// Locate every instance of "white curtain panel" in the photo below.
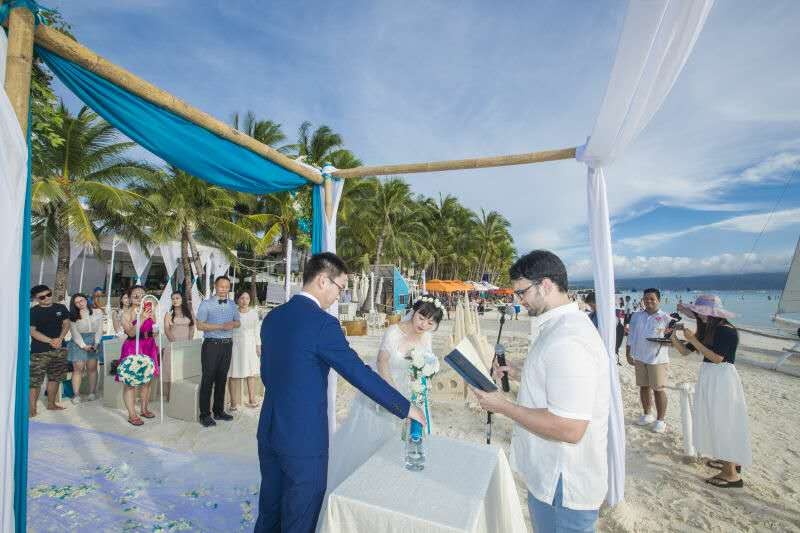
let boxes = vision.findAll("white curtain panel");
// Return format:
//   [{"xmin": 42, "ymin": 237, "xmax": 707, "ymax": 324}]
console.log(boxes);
[
  {"xmin": 124, "ymin": 240, "xmax": 153, "ymax": 284},
  {"xmin": 0, "ymin": 30, "xmax": 28, "ymax": 533},
  {"xmin": 578, "ymin": 0, "xmax": 714, "ymax": 506},
  {"xmin": 157, "ymin": 242, "xmax": 182, "ymax": 330},
  {"xmin": 320, "ymin": 167, "xmax": 344, "ymax": 439},
  {"xmin": 68, "ymin": 232, "xmax": 85, "ymax": 267}
]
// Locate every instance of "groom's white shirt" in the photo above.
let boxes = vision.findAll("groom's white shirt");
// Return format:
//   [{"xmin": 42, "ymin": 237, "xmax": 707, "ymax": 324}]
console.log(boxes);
[{"xmin": 299, "ymin": 291, "xmax": 321, "ymax": 308}]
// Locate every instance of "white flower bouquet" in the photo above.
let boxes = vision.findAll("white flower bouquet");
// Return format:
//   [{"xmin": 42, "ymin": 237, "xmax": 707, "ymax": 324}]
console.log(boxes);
[
  {"xmin": 404, "ymin": 347, "xmax": 440, "ymax": 437},
  {"xmin": 117, "ymin": 354, "xmax": 155, "ymax": 386}
]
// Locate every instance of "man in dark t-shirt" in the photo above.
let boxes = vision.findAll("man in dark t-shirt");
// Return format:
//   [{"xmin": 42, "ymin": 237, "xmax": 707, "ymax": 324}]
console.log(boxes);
[{"xmin": 29, "ymin": 284, "xmax": 71, "ymax": 417}]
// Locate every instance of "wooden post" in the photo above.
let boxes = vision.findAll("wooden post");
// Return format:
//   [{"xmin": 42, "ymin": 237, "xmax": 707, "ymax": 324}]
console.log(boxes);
[
  {"xmin": 331, "ymin": 147, "xmax": 577, "ymax": 179},
  {"xmin": 4, "ymin": 5, "xmax": 35, "ymax": 132},
  {"xmin": 323, "ymin": 178, "xmax": 334, "ymax": 223},
  {"xmin": 32, "ymin": 24, "xmax": 322, "ymax": 184}
]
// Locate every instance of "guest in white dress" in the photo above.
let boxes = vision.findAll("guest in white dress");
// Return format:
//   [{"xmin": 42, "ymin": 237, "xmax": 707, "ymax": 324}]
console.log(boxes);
[
  {"xmin": 67, "ymin": 293, "xmax": 104, "ymax": 403},
  {"xmin": 228, "ymin": 291, "xmax": 262, "ymax": 410},
  {"xmin": 112, "ymin": 292, "xmax": 132, "ymax": 337},
  {"xmin": 163, "ymin": 291, "xmax": 195, "ymax": 401},
  {"xmin": 326, "ymin": 296, "xmax": 444, "ymax": 491}
]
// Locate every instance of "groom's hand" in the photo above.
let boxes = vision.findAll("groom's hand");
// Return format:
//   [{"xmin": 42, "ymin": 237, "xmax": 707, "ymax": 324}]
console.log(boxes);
[{"xmin": 407, "ymin": 405, "xmax": 427, "ymax": 429}]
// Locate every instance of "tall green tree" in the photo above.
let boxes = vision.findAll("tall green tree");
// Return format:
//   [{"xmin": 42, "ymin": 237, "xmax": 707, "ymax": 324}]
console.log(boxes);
[
  {"xmin": 133, "ymin": 166, "xmax": 255, "ymax": 309},
  {"xmin": 32, "ymin": 103, "xmax": 155, "ymax": 300}
]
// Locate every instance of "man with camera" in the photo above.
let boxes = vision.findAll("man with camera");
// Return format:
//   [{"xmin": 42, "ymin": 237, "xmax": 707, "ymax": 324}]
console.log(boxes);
[
  {"xmin": 471, "ymin": 250, "xmax": 609, "ymax": 532},
  {"xmin": 626, "ymin": 288, "xmax": 671, "ymax": 433}
]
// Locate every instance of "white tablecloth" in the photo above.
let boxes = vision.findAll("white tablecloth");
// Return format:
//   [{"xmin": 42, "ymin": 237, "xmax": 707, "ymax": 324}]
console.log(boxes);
[{"xmin": 319, "ymin": 436, "xmax": 527, "ymax": 533}]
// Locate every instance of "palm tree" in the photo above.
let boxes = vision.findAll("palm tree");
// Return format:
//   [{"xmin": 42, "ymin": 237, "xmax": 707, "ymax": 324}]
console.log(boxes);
[
  {"xmin": 230, "ymin": 112, "xmax": 295, "ymax": 300},
  {"xmin": 232, "ymin": 111, "xmax": 290, "ymax": 153},
  {"xmin": 32, "ymin": 103, "xmax": 156, "ymax": 300},
  {"xmin": 473, "ymin": 209, "xmax": 512, "ymax": 281},
  {"xmin": 134, "ymin": 166, "xmax": 256, "ymax": 309}
]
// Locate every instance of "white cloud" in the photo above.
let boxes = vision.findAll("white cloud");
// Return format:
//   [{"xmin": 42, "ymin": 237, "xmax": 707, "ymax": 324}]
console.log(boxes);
[
  {"xmin": 618, "ymin": 207, "xmax": 800, "ymax": 250},
  {"xmin": 569, "ymin": 252, "xmax": 791, "ymax": 280}
]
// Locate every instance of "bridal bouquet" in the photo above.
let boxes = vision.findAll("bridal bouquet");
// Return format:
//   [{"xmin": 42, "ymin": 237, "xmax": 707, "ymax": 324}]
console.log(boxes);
[
  {"xmin": 117, "ymin": 354, "xmax": 155, "ymax": 386},
  {"xmin": 406, "ymin": 348, "xmax": 440, "ymax": 436}
]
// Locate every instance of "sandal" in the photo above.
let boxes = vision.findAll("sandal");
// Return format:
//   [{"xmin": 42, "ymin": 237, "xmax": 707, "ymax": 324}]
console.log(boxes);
[
  {"xmin": 140, "ymin": 410, "xmax": 155, "ymax": 419},
  {"xmin": 705, "ymin": 476, "xmax": 743, "ymax": 488},
  {"xmin": 128, "ymin": 417, "xmax": 144, "ymax": 426},
  {"xmin": 706, "ymin": 460, "xmax": 742, "ymax": 473}
]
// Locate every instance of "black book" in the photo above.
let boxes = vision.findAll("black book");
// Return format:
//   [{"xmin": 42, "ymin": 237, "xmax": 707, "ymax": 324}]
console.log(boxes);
[{"xmin": 444, "ymin": 338, "xmax": 498, "ymax": 392}]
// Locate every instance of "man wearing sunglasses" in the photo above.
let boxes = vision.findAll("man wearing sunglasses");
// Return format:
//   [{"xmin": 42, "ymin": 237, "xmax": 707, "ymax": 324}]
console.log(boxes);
[{"xmin": 29, "ymin": 284, "xmax": 71, "ymax": 417}]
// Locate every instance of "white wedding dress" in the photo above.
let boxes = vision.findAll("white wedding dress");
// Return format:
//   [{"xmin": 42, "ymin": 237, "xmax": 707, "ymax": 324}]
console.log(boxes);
[{"xmin": 326, "ymin": 322, "xmax": 433, "ymax": 491}]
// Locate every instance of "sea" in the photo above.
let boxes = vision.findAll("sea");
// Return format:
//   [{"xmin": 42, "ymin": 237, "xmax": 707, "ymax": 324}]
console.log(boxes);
[{"xmin": 617, "ymin": 289, "xmax": 786, "ymax": 330}]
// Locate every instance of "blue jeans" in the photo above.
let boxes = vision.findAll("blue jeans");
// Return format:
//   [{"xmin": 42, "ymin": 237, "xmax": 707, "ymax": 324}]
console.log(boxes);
[{"xmin": 527, "ymin": 476, "xmax": 599, "ymax": 532}]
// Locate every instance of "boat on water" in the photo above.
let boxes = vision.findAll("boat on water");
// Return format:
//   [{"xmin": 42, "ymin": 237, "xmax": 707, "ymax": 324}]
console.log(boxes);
[{"xmin": 774, "ymin": 236, "xmax": 800, "ymax": 334}]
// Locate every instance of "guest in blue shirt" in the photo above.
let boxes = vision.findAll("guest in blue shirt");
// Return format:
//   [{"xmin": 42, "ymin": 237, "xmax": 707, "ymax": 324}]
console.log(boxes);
[{"xmin": 196, "ymin": 276, "xmax": 240, "ymax": 427}]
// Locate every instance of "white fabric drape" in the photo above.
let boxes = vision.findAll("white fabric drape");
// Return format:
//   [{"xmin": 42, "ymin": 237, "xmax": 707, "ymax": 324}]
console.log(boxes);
[
  {"xmin": 320, "ymin": 168, "xmax": 344, "ymax": 439},
  {"xmin": 0, "ymin": 30, "xmax": 28, "ymax": 533},
  {"xmin": 157, "ymin": 242, "xmax": 181, "ymax": 330},
  {"xmin": 577, "ymin": 0, "xmax": 714, "ymax": 506},
  {"xmin": 124, "ymin": 240, "xmax": 153, "ymax": 284}
]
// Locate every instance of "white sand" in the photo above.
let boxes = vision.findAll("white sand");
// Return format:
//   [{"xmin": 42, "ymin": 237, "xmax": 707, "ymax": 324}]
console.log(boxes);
[{"xmin": 34, "ymin": 311, "xmax": 800, "ymax": 531}]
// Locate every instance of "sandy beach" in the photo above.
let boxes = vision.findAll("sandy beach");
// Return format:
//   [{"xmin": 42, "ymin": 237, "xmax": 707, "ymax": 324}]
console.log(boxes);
[{"xmin": 33, "ymin": 310, "xmax": 800, "ymax": 532}]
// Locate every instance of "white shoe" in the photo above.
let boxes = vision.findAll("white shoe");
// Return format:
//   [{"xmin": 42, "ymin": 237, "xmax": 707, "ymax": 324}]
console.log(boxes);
[
  {"xmin": 635, "ymin": 413, "xmax": 655, "ymax": 426},
  {"xmin": 87, "ymin": 393, "xmax": 97, "ymax": 401},
  {"xmin": 652, "ymin": 420, "xmax": 667, "ymax": 433},
  {"xmin": 71, "ymin": 396, "xmax": 82, "ymax": 405}
]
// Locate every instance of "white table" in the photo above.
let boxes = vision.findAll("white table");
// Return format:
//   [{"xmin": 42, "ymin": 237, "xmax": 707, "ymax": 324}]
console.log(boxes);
[{"xmin": 319, "ymin": 436, "xmax": 527, "ymax": 533}]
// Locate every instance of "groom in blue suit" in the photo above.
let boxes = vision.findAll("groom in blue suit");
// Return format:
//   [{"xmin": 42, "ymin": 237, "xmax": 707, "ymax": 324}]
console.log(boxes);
[{"xmin": 256, "ymin": 253, "xmax": 426, "ymax": 532}]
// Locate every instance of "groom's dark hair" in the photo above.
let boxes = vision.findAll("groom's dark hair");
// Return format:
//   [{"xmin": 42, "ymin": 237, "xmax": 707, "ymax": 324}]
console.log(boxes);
[{"xmin": 303, "ymin": 252, "xmax": 349, "ymax": 285}]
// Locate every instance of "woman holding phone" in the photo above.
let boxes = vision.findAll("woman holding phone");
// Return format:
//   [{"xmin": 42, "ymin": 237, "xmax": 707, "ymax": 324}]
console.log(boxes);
[{"xmin": 118, "ymin": 285, "xmax": 160, "ymax": 426}]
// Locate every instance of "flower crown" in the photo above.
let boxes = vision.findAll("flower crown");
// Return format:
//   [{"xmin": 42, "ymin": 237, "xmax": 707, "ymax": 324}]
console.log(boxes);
[{"xmin": 418, "ymin": 295, "xmax": 445, "ymax": 311}]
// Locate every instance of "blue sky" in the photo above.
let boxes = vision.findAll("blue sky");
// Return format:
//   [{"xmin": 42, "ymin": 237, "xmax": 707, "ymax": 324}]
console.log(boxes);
[{"xmin": 48, "ymin": 0, "xmax": 800, "ymax": 279}]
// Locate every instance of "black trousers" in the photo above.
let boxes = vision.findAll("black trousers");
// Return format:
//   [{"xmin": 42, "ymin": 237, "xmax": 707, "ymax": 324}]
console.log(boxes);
[{"xmin": 200, "ymin": 339, "xmax": 233, "ymax": 417}]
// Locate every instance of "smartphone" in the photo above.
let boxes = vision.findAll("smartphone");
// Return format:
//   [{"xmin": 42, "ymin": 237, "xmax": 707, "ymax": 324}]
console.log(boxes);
[{"xmin": 143, "ymin": 301, "xmax": 153, "ymax": 313}]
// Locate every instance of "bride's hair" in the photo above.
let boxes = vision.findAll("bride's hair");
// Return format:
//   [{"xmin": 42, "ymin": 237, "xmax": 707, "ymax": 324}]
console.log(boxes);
[{"xmin": 411, "ymin": 295, "xmax": 444, "ymax": 328}]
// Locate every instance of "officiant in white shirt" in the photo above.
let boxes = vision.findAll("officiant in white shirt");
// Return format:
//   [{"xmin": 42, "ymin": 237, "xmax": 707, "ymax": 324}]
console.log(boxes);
[{"xmin": 472, "ymin": 250, "xmax": 610, "ymax": 532}]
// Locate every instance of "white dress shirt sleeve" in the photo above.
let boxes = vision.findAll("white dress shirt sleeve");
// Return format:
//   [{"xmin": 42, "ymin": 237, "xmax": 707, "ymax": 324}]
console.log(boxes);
[{"xmin": 544, "ymin": 340, "xmax": 598, "ymax": 421}]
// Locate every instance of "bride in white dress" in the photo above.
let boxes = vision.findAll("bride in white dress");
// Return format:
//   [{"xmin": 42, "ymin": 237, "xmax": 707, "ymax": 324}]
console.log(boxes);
[{"xmin": 326, "ymin": 296, "xmax": 445, "ymax": 491}]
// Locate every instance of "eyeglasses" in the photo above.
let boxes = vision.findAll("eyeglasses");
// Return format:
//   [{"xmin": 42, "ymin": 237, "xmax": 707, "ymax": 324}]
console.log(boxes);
[
  {"xmin": 328, "ymin": 277, "xmax": 346, "ymax": 294},
  {"xmin": 513, "ymin": 281, "xmax": 539, "ymax": 298},
  {"xmin": 37, "ymin": 292, "xmax": 53, "ymax": 300}
]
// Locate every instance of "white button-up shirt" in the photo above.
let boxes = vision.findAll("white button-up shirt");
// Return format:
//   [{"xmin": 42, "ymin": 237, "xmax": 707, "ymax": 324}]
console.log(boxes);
[
  {"xmin": 627, "ymin": 309, "xmax": 671, "ymax": 364},
  {"xmin": 510, "ymin": 302, "xmax": 610, "ymax": 511}
]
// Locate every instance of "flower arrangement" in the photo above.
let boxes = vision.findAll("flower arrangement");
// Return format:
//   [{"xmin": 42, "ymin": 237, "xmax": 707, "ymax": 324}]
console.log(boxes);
[
  {"xmin": 405, "ymin": 347, "xmax": 440, "ymax": 436},
  {"xmin": 116, "ymin": 354, "xmax": 155, "ymax": 386}
]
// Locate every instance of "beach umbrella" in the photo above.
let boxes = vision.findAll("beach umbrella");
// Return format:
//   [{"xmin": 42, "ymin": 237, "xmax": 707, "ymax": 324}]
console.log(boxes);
[
  {"xmin": 351, "ymin": 275, "xmax": 360, "ymax": 304},
  {"xmin": 369, "ymin": 272, "xmax": 376, "ymax": 312},
  {"xmin": 453, "ymin": 302, "xmax": 466, "ymax": 345},
  {"xmin": 376, "ymin": 276, "xmax": 385, "ymax": 310},
  {"xmin": 359, "ymin": 271, "xmax": 370, "ymax": 304}
]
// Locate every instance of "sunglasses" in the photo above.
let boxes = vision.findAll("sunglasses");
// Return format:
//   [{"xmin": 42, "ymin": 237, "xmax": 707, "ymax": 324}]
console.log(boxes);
[{"xmin": 37, "ymin": 292, "xmax": 53, "ymax": 300}]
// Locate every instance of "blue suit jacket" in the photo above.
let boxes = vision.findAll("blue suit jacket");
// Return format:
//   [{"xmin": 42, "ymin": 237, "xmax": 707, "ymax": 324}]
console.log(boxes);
[{"xmin": 258, "ymin": 295, "xmax": 410, "ymax": 456}]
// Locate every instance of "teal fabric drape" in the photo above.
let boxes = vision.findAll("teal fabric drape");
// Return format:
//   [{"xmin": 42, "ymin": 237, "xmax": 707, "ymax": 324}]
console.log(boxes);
[
  {"xmin": 311, "ymin": 183, "xmax": 324, "ymax": 254},
  {"xmin": 14, "ymin": 109, "xmax": 32, "ymax": 533},
  {"xmin": 37, "ymin": 47, "xmax": 309, "ymax": 195}
]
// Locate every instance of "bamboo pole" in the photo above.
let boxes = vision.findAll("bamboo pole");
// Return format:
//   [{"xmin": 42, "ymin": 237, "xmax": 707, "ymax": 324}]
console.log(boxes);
[
  {"xmin": 3, "ymin": 5, "xmax": 35, "ymax": 132},
  {"xmin": 331, "ymin": 147, "xmax": 578, "ymax": 179},
  {"xmin": 32, "ymin": 24, "xmax": 323, "ymax": 184}
]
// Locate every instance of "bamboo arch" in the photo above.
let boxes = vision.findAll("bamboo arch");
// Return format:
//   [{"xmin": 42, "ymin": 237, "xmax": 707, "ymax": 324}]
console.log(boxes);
[{"xmin": 5, "ymin": 17, "xmax": 577, "ymax": 190}]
